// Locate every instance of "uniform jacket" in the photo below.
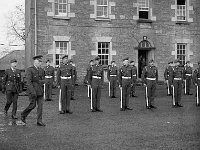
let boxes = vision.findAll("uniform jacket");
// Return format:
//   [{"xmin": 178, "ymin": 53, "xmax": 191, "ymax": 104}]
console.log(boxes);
[
  {"xmin": 2, "ymin": 68, "xmax": 22, "ymax": 93},
  {"xmin": 118, "ymin": 64, "xmax": 133, "ymax": 86},
  {"xmin": 56, "ymin": 62, "xmax": 74, "ymax": 86},
  {"xmin": 193, "ymin": 66, "xmax": 200, "ymax": 85},
  {"xmin": 164, "ymin": 66, "xmax": 173, "ymax": 80},
  {"xmin": 44, "ymin": 65, "xmax": 55, "ymax": 81},
  {"xmin": 183, "ymin": 66, "xmax": 192, "ymax": 80},
  {"xmin": 130, "ymin": 65, "xmax": 137, "ymax": 79},
  {"xmin": 107, "ymin": 65, "xmax": 118, "ymax": 81},
  {"xmin": 72, "ymin": 65, "xmax": 77, "ymax": 85},
  {"xmin": 171, "ymin": 65, "xmax": 184, "ymax": 84},
  {"xmin": 88, "ymin": 64, "xmax": 104, "ymax": 85},
  {"xmin": 26, "ymin": 66, "xmax": 45, "ymax": 96},
  {"xmin": 141, "ymin": 65, "xmax": 158, "ymax": 84}
]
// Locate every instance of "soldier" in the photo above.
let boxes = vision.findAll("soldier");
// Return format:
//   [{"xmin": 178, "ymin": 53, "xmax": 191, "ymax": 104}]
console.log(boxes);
[
  {"xmin": 183, "ymin": 61, "xmax": 193, "ymax": 95},
  {"xmin": 118, "ymin": 57, "xmax": 133, "ymax": 111},
  {"xmin": 129, "ymin": 60, "xmax": 137, "ymax": 97},
  {"xmin": 85, "ymin": 60, "xmax": 94, "ymax": 99},
  {"xmin": 141, "ymin": 59, "xmax": 158, "ymax": 109},
  {"xmin": 170, "ymin": 59, "xmax": 184, "ymax": 107},
  {"xmin": 193, "ymin": 61, "xmax": 200, "ymax": 106},
  {"xmin": 56, "ymin": 55, "xmax": 74, "ymax": 114},
  {"xmin": 21, "ymin": 55, "xmax": 46, "ymax": 126},
  {"xmin": 88, "ymin": 56, "xmax": 104, "ymax": 112},
  {"xmin": 164, "ymin": 61, "xmax": 174, "ymax": 96},
  {"xmin": 43, "ymin": 59, "xmax": 55, "ymax": 101},
  {"xmin": 107, "ymin": 60, "xmax": 118, "ymax": 98},
  {"xmin": 2, "ymin": 59, "xmax": 22, "ymax": 119},
  {"xmin": 69, "ymin": 59, "xmax": 77, "ymax": 100}
]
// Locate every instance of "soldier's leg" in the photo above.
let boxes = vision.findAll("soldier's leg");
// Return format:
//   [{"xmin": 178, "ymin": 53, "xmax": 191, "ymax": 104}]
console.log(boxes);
[
  {"xmin": 122, "ymin": 80, "xmax": 126, "ymax": 109},
  {"xmin": 151, "ymin": 81, "xmax": 157, "ymax": 106},
  {"xmin": 177, "ymin": 80, "xmax": 182, "ymax": 104},
  {"xmin": 186, "ymin": 77, "xmax": 191, "ymax": 94},
  {"xmin": 173, "ymin": 80, "xmax": 178, "ymax": 105},
  {"xmin": 147, "ymin": 80, "xmax": 151, "ymax": 104},
  {"xmin": 4, "ymin": 91, "xmax": 13, "ymax": 112},
  {"xmin": 71, "ymin": 83, "xmax": 75, "ymax": 99},
  {"xmin": 132, "ymin": 79, "xmax": 136, "ymax": 96},
  {"xmin": 45, "ymin": 82, "xmax": 48, "ymax": 100},
  {"xmin": 66, "ymin": 83, "xmax": 71, "ymax": 111},
  {"xmin": 36, "ymin": 96, "xmax": 43, "ymax": 122},
  {"xmin": 61, "ymin": 83, "xmax": 66, "ymax": 112},
  {"xmin": 21, "ymin": 95, "xmax": 37, "ymax": 118},
  {"xmin": 110, "ymin": 77, "xmax": 114, "ymax": 97},
  {"xmin": 12, "ymin": 93, "xmax": 18, "ymax": 116},
  {"xmin": 92, "ymin": 80, "xmax": 97, "ymax": 110},
  {"xmin": 130, "ymin": 85, "xmax": 133, "ymax": 97},
  {"xmin": 113, "ymin": 77, "xmax": 117, "ymax": 97},
  {"xmin": 96, "ymin": 84, "xmax": 102, "ymax": 109},
  {"xmin": 125, "ymin": 82, "xmax": 131, "ymax": 107},
  {"xmin": 49, "ymin": 82, "xmax": 53, "ymax": 100}
]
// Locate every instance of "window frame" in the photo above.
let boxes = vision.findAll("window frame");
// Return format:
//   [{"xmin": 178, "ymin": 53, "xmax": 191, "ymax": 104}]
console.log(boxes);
[
  {"xmin": 138, "ymin": 0, "xmax": 149, "ymax": 19},
  {"xmin": 97, "ymin": 42, "xmax": 110, "ymax": 66},
  {"xmin": 96, "ymin": 0, "xmax": 109, "ymax": 18},
  {"xmin": 55, "ymin": 41, "xmax": 68, "ymax": 66},
  {"xmin": 177, "ymin": 43, "xmax": 187, "ymax": 65},
  {"xmin": 177, "ymin": 0, "xmax": 186, "ymax": 21},
  {"xmin": 54, "ymin": 0, "xmax": 68, "ymax": 17}
]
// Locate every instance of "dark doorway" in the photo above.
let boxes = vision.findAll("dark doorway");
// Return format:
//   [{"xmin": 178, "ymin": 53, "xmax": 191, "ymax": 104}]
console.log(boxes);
[{"xmin": 138, "ymin": 50, "xmax": 148, "ymax": 78}]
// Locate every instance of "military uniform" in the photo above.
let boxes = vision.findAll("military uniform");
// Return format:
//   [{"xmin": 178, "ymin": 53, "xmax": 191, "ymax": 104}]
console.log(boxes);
[
  {"xmin": 118, "ymin": 58, "xmax": 133, "ymax": 111},
  {"xmin": 85, "ymin": 63, "xmax": 93, "ymax": 98},
  {"xmin": 71, "ymin": 64, "xmax": 77, "ymax": 100},
  {"xmin": 44, "ymin": 64, "xmax": 55, "ymax": 101},
  {"xmin": 170, "ymin": 60, "xmax": 184, "ymax": 107},
  {"xmin": 2, "ymin": 59, "xmax": 22, "ymax": 119},
  {"xmin": 130, "ymin": 63, "xmax": 137, "ymax": 97},
  {"xmin": 164, "ymin": 62, "xmax": 174, "ymax": 96},
  {"xmin": 183, "ymin": 62, "xmax": 193, "ymax": 95},
  {"xmin": 107, "ymin": 63, "xmax": 118, "ymax": 98},
  {"xmin": 193, "ymin": 62, "xmax": 200, "ymax": 106},
  {"xmin": 21, "ymin": 55, "xmax": 46, "ymax": 126},
  {"xmin": 141, "ymin": 61, "xmax": 158, "ymax": 109},
  {"xmin": 88, "ymin": 57, "xmax": 104, "ymax": 112},
  {"xmin": 56, "ymin": 55, "xmax": 74, "ymax": 114}
]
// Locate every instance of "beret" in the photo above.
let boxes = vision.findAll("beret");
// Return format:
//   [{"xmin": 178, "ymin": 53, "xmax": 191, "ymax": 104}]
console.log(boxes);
[
  {"xmin": 33, "ymin": 55, "xmax": 43, "ymax": 60},
  {"xmin": 10, "ymin": 59, "xmax": 17, "ymax": 63},
  {"xmin": 123, "ymin": 57, "xmax": 129, "ymax": 61},
  {"xmin": 62, "ymin": 55, "xmax": 68, "ymax": 59},
  {"xmin": 94, "ymin": 56, "xmax": 100, "ymax": 60}
]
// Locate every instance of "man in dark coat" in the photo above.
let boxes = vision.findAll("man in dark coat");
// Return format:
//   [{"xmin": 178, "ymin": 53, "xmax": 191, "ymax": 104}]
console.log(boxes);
[
  {"xmin": 21, "ymin": 55, "xmax": 46, "ymax": 126},
  {"xmin": 69, "ymin": 59, "xmax": 77, "ymax": 100},
  {"xmin": 2, "ymin": 59, "xmax": 22, "ymax": 119}
]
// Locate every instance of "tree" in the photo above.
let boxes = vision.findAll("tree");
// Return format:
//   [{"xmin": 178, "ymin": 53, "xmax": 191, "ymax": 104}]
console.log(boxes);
[{"xmin": 6, "ymin": 4, "xmax": 25, "ymax": 45}]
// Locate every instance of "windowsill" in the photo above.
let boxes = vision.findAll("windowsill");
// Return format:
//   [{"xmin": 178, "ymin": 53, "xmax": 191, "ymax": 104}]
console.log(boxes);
[
  {"xmin": 95, "ymin": 18, "xmax": 111, "ymax": 21},
  {"xmin": 53, "ymin": 16, "xmax": 70, "ymax": 20},
  {"xmin": 137, "ymin": 19, "xmax": 153, "ymax": 23},
  {"xmin": 176, "ymin": 21, "xmax": 189, "ymax": 25}
]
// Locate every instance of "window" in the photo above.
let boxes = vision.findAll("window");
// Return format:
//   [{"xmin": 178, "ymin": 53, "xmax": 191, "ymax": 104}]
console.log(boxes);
[
  {"xmin": 98, "ymin": 42, "xmax": 109, "ymax": 65},
  {"xmin": 177, "ymin": 0, "xmax": 186, "ymax": 21},
  {"xmin": 177, "ymin": 43, "xmax": 186, "ymax": 65},
  {"xmin": 96, "ymin": 0, "xmax": 108, "ymax": 18},
  {"xmin": 139, "ymin": 0, "xmax": 149, "ymax": 19},
  {"xmin": 55, "ymin": 0, "xmax": 68, "ymax": 16},
  {"xmin": 55, "ymin": 41, "xmax": 68, "ymax": 66}
]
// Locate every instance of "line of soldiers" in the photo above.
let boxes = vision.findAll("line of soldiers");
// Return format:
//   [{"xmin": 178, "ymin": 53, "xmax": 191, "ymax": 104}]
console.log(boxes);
[
  {"xmin": 2, "ymin": 55, "xmax": 199, "ymax": 127},
  {"xmin": 164, "ymin": 59, "xmax": 200, "ymax": 107}
]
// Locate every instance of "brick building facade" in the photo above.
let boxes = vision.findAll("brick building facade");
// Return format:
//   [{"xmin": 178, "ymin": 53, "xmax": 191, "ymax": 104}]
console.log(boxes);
[{"xmin": 25, "ymin": 0, "xmax": 200, "ymax": 83}]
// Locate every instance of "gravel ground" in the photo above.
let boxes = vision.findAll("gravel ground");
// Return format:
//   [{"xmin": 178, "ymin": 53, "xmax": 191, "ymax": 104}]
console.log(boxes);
[{"xmin": 0, "ymin": 84, "xmax": 199, "ymax": 150}]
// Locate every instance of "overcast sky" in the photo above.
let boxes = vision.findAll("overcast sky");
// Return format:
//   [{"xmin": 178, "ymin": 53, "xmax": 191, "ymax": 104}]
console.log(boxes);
[{"xmin": 0, "ymin": 0, "xmax": 24, "ymax": 50}]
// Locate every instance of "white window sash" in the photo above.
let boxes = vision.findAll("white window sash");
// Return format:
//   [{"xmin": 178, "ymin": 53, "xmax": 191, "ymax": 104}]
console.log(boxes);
[
  {"xmin": 177, "ymin": 43, "xmax": 186, "ymax": 64},
  {"xmin": 96, "ymin": 0, "xmax": 109, "ymax": 18},
  {"xmin": 55, "ymin": 0, "xmax": 68, "ymax": 16},
  {"xmin": 139, "ymin": 0, "xmax": 149, "ymax": 11},
  {"xmin": 177, "ymin": 5, "xmax": 186, "ymax": 21}
]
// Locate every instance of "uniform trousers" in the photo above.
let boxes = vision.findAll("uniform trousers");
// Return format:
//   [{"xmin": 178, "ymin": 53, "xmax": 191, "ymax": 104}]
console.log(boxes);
[
  {"xmin": 185, "ymin": 76, "xmax": 192, "ymax": 94},
  {"xmin": 91, "ymin": 78, "xmax": 102, "ymax": 110},
  {"xmin": 146, "ymin": 79, "xmax": 156, "ymax": 105},
  {"xmin": 109, "ymin": 76, "xmax": 117, "ymax": 97},
  {"xmin": 122, "ymin": 79, "xmax": 131, "ymax": 108},
  {"xmin": 44, "ymin": 78, "xmax": 53, "ymax": 100},
  {"xmin": 173, "ymin": 80, "xmax": 182, "ymax": 104},
  {"xmin": 5, "ymin": 91, "xmax": 18, "ymax": 116}
]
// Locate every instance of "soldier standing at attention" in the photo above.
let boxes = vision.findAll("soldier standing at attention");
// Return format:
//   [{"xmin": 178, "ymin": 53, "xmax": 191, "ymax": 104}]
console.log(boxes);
[
  {"xmin": 193, "ymin": 61, "xmax": 200, "ymax": 106},
  {"xmin": 56, "ymin": 55, "xmax": 74, "ymax": 114},
  {"xmin": 170, "ymin": 59, "xmax": 184, "ymax": 107},
  {"xmin": 129, "ymin": 60, "xmax": 137, "ymax": 97},
  {"xmin": 21, "ymin": 55, "xmax": 46, "ymax": 126},
  {"xmin": 44, "ymin": 59, "xmax": 55, "ymax": 101},
  {"xmin": 107, "ymin": 60, "xmax": 118, "ymax": 98},
  {"xmin": 118, "ymin": 57, "xmax": 133, "ymax": 111},
  {"xmin": 85, "ymin": 60, "xmax": 94, "ymax": 99},
  {"xmin": 141, "ymin": 59, "xmax": 158, "ymax": 109},
  {"xmin": 69, "ymin": 59, "xmax": 77, "ymax": 100},
  {"xmin": 2, "ymin": 59, "xmax": 22, "ymax": 119},
  {"xmin": 183, "ymin": 61, "xmax": 193, "ymax": 95},
  {"xmin": 164, "ymin": 61, "xmax": 174, "ymax": 96},
  {"xmin": 88, "ymin": 56, "xmax": 104, "ymax": 112}
]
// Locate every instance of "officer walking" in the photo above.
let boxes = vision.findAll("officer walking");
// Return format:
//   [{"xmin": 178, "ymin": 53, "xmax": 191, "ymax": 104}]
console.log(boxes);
[
  {"xmin": 107, "ymin": 60, "xmax": 118, "ymax": 98},
  {"xmin": 141, "ymin": 59, "xmax": 158, "ymax": 109},
  {"xmin": 21, "ymin": 55, "xmax": 46, "ymax": 126},
  {"xmin": 2, "ymin": 59, "xmax": 22, "ymax": 119},
  {"xmin": 56, "ymin": 55, "xmax": 74, "ymax": 114},
  {"xmin": 170, "ymin": 59, "xmax": 184, "ymax": 107},
  {"xmin": 88, "ymin": 56, "xmax": 104, "ymax": 112},
  {"xmin": 129, "ymin": 60, "xmax": 137, "ymax": 97},
  {"xmin": 118, "ymin": 57, "xmax": 133, "ymax": 111},
  {"xmin": 183, "ymin": 61, "xmax": 193, "ymax": 95},
  {"xmin": 164, "ymin": 61, "xmax": 174, "ymax": 96},
  {"xmin": 44, "ymin": 59, "xmax": 55, "ymax": 101},
  {"xmin": 69, "ymin": 59, "xmax": 77, "ymax": 100}
]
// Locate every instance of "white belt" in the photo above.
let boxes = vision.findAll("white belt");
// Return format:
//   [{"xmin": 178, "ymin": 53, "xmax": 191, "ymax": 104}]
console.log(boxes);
[
  {"xmin": 61, "ymin": 76, "xmax": 71, "ymax": 79},
  {"xmin": 92, "ymin": 76, "xmax": 101, "ymax": 79},
  {"xmin": 45, "ymin": 76, "xmax": 53, "ymax": 78},
  {"xmin": 122, "ymin": 76, "xmax": 131, "ymax": 79},
  {"xmin": 146, "ymin": 78, "xmax": 156, "ymax": 80},
  {"xmin": 185, "ymin": 74, "xmax": 192, "ymax": 76},
  {"xmin": 132, "ymin": 74, "xmax": 137, "ymax": 77},
  {"xmin": 110, "ymin": 75, "xmax": 117, "ymax": 77},
  {"xmin": 198, "ymin": 78, "xmax": 200, "ymax": 80},
  {"xmin": 174, "ymin": 78, "xmax": 182, "ymax": 80}
]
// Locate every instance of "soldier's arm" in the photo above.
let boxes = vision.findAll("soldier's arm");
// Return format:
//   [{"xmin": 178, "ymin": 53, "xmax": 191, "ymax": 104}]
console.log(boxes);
[
  {"xmin": 101, "ymin": 67, "xmax": 104, "ymax": 83},
  {"xmin": 141, "ymin": 67, "xmax": 147, "ymax": 84},
  {"xmin": 107, "ymin": 66, "xmax": 110, "ymax": 81},
  {"xmin": 88, "ymin": 67, "xmax": 92, "ymax": 85},
  {"xmin": 164, "ymin": 68, "xmax": 167, "ymax": 80},
  {"xmin": 74, "ymin": 68, "xmax": 77, "ymax": 81},
  {"xmin": 156, "ymin": 68, "xmax": 158, "ymax": 82},
  {"xmin": 26, "ymin": 68, "xmax": 36, "ymax": 95},
  {"xmin": 52, "ymin": 67, "xmax": 55, "ymax": 82},
  {"xmin": 118, "ymin": 68, "xmax": 122, "ymax": 87},
  {"xmin": 18, "ymin": 70, "xmax": 23, "ymax": 93},
  {"xmin": 56, "ymin": 67, "xmax": 61, "ymax": 87},
  {"xmin": 193, "ymin": 70, "xmax": 197, "ymax": 85},
  {"xmin": 2, "ymin": 70, "xmax": 8, "ymax": 92},
  {"xmin": 136, "ymin": 67, "xmax": 138, "ymax": 79}
]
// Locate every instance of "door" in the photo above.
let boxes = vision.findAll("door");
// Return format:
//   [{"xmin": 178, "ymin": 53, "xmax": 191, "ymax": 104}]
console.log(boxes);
[{"xmin": 138, "ymin": 50, "xmax": 148, "ymax": 78}]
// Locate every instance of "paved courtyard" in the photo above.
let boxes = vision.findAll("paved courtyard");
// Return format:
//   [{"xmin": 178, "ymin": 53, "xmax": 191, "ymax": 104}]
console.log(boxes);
[{"xmin": 0, "ymin": 84, "xmax": 200, "ymax": 150}]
